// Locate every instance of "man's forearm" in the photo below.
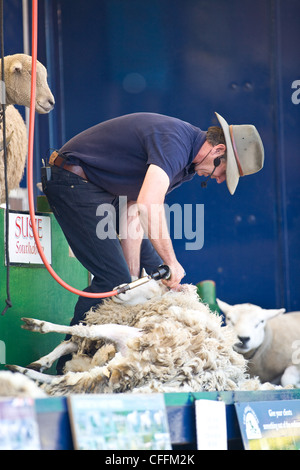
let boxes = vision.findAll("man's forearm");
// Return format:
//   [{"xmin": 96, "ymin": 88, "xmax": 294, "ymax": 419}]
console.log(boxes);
[
  {"xmin": 137, "ymin": 202, "xmax": 176, "ymax": 265},
  {"xmin": 135, "ymin": 164, "xmax": 185, "ymax": 288},
  {"xmin": 121, "ymin": 236, "xmax": 142, "ymax": 278},
  {"xmin": 119, "ymin": 200, "xmax": 143, "ymax": 278}
]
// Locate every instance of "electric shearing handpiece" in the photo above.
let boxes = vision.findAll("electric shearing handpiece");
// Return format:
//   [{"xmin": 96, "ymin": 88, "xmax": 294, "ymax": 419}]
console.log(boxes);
[
  {"xmin": 116, "ymin": 264, "xmax": 171, "ymax": 294},
  {"xmin": 150, "ymin": 264, "xmax": 171, "ymax": 281}
]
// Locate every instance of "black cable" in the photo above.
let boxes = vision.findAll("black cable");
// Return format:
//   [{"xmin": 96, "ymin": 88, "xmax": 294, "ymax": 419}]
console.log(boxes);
[{"xmin": 0, "ymin": 0, "xmax": 12, "ymax": 315}]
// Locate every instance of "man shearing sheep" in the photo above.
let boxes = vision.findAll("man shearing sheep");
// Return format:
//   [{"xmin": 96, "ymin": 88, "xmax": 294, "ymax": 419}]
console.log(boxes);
[{"xmin": 42, "ymin": 112, "xmax": 264, "ymax": 336}]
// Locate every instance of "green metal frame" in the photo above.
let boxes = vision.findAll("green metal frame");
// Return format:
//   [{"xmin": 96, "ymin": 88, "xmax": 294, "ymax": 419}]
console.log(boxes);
[{"xmin": 0, "ymin": 208, "xmax": 89, "ymax": 372}]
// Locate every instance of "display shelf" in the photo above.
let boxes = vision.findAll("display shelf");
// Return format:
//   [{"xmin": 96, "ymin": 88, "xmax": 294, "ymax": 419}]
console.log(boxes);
[{"xmin": 32, "ymin": 389, "xmax": 300, "ymax": 450}]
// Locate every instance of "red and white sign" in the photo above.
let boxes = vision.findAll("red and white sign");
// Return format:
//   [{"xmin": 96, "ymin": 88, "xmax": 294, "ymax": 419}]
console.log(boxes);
[{"xmin": 7, "ymin": 213, "xmax": 52, "ymax": 265}]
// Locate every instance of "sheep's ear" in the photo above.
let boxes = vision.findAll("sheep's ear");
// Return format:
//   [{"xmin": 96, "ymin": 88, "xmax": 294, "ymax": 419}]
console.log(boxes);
[
  {"xmin": 141, "ymin": 268, "xmax": 148, "ymax": 277},
  {"xmin": 10, "ymin": 60, "xmax": 23, "ymax": 74},
  {"xmin": 216, "ymin": 299, "xmax": 232, "ymax": 315},
  {"xmin": 262, "ymin": 308, "xmax": 286, "ymax": 320}
]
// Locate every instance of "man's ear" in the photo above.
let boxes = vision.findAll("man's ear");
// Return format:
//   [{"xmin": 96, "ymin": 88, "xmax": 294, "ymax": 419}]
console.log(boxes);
[{"xmin": 213, "ymin": 143, "xmax": 226, "ymax": 156}]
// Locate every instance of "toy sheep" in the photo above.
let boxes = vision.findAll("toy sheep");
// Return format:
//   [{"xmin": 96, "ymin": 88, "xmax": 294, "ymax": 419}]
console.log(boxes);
[
  {"xmin": 8, "ymin": 281, "xmax": 274, "ymax": 395},
  {"xmin": 217, "ymin": 299, "xmax": 300, "ymax": 386},
  {"xmin": 0, "ymin": 54, "xmax": 54, "ymax": 203}
]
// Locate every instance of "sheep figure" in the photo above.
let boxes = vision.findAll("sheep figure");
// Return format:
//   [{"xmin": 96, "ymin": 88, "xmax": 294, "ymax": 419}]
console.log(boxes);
[
  {"xmin": 217, "ymin": 299, "xmax": 300, "ymax": 386},
  {"xmin": 8, "ymin": 281, "xmax": 273, "ymax": 396},
  {"xmin": 0, "ymin": 53, "xmax": 55, "ymax": 204}
]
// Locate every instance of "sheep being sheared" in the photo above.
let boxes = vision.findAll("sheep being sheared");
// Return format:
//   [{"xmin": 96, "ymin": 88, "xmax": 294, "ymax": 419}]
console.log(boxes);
[
  {"xmin": 0, "ymin": 54, "xmax": 55, "ymax": 203},
  {"xmin": 8, "ymin": 282, "xmax": 271, "ymax": 395},
  {"xmin": 217, "ymin": 299, "xmax": 300, "ymax": 386}
]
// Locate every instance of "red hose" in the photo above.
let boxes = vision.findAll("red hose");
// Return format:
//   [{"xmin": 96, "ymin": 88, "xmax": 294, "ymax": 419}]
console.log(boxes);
[{"xmin": 27, "ymin": 0, "xmax": 118, "ymax": 299}]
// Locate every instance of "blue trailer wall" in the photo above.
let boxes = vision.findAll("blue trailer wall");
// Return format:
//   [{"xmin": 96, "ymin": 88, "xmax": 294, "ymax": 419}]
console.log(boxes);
[{"xmin": 3, "ymin": 0, "xmax": 300, "ymax": 312}]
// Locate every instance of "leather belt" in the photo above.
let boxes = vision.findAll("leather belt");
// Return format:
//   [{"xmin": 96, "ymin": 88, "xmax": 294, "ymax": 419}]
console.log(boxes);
[{"xmin": 49, "ymin": 151, "xmax": 88, "ymax": 180}]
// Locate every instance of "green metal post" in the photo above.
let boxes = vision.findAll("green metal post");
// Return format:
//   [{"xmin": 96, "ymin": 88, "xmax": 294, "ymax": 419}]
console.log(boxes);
[{"xmin": 196, "ymin": 280, "xmax": 220, "ymax": 314}]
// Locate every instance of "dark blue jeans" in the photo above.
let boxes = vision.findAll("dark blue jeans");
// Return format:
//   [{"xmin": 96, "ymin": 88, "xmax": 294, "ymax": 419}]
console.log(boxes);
[
  {"xmin": 43, "ymin": 165, "xmax": 162, "ymax": 322},
  {"xmin": 42, "ymin": 166, "xmax": 161, "ymax": 371}
]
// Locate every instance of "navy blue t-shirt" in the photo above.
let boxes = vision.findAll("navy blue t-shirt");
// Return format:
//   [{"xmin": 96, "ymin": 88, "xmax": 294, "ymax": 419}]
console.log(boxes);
[{"xmin": 60, "ymin": 113, "xmax": 206, "ymax": 200}]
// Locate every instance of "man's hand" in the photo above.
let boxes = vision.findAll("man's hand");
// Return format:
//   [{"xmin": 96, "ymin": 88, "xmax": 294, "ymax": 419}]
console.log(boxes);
[{"xmin": 162, "ymin": 260, "xmax": 186, "ymax": 290}]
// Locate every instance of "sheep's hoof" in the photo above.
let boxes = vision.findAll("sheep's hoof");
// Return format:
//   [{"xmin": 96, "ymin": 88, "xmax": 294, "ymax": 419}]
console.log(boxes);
[
  {"xmin": 5, "ymin": 364, "xmax": 25, "ymax": 374},
  {"xmin": 21, "ymin": 317, "xmax": 44, "ymax": 332},
  {"xmin": 26, "ymin": 362, "xmax": 43, "ymax": 372}
]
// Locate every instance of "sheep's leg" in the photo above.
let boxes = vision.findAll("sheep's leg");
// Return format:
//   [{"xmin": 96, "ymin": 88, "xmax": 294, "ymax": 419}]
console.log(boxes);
[
  {"xmin": 6, "ymin": 365, "xmax": 57, "ymax": 384},
  {"xmin": 8, "ymin": 362, "xmax": 120, "ymax": 393},
  {"xmin": 21, "ymin": 317, "xmax": 77, "ymax": 335},
  {"xmin": 21, "ymin": 318, "xmax": 142, "ymax": 355},
  {"xmin": 43, "ymin": 357, "xmax": 136, "ymax": 395},
  {"xmin": 8, "ymin": 357, "xmax": 138, "ymax": 395},
  {"xmin": 26, "ymin": 341, "xmax": 78, "ymax": 372},
  {"xmin": 7, "ymin": 363, "xmax": 108, "ymax": 392}
]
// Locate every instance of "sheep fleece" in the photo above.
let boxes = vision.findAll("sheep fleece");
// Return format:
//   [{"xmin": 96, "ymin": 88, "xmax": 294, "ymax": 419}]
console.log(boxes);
[
  {"xmin": 47, "ymin": 286, "xmax": 250, "ymax": 395},
  {"xmin": 0, "ymin": 105, "xmax": 27, "ymax": 203}
]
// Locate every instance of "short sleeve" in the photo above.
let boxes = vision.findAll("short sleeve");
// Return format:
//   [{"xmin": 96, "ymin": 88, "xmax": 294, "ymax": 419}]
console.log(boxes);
[{"xmin": 144, "ymin": 132, "xmax": 190, "ymax": 182}]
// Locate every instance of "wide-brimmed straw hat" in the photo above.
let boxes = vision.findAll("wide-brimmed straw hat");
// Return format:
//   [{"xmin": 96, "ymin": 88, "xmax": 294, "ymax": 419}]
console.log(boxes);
[{"xmin": 215, "ymin": 112, "xmax": 264, "ymax": 195}]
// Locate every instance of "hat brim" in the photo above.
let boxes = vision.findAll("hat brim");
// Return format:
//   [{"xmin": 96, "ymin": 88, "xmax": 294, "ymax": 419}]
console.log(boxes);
[{"xmin": 215, "ymin": 112, "xmax": 240, "ymax": 195}]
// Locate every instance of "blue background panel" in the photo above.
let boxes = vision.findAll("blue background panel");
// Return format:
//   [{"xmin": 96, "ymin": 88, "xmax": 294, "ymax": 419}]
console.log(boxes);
[{"xmin": 3, "ymin": 0, "xmax": 300, "ymax": 312}]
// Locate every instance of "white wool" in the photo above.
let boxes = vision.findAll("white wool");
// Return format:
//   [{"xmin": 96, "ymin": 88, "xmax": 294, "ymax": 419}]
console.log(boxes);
[
  {"xmin": 0, "ymin": 105, "xmax": 27, "ymax": 203},
  {"xmin": 11, "ymin": 284, "xmax": 282, "ymax": 395},
  {"xmin": 0, "ymin": 371, "xmax": 46, "ymax": 398}
]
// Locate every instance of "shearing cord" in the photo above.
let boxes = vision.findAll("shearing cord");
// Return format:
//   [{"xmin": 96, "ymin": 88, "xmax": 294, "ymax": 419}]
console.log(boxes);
[{"xmin": 27, "ymin": 0, "xmax": 118, "ymax": 299}]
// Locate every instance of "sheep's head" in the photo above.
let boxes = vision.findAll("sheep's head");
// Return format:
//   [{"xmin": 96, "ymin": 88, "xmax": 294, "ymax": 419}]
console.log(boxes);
[
  {"xmin": 217, "ymin": 299, "xmax": 285, "ymax": 354},
  {"xmin": 3, "ymin": 54, "xmax": 55, "ymax": 113}
]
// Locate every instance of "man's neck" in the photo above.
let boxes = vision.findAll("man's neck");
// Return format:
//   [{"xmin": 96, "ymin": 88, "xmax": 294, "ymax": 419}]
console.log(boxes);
[{"xmin": 193, "ymin": 141, "xmax": 213, "ymax": 169}]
